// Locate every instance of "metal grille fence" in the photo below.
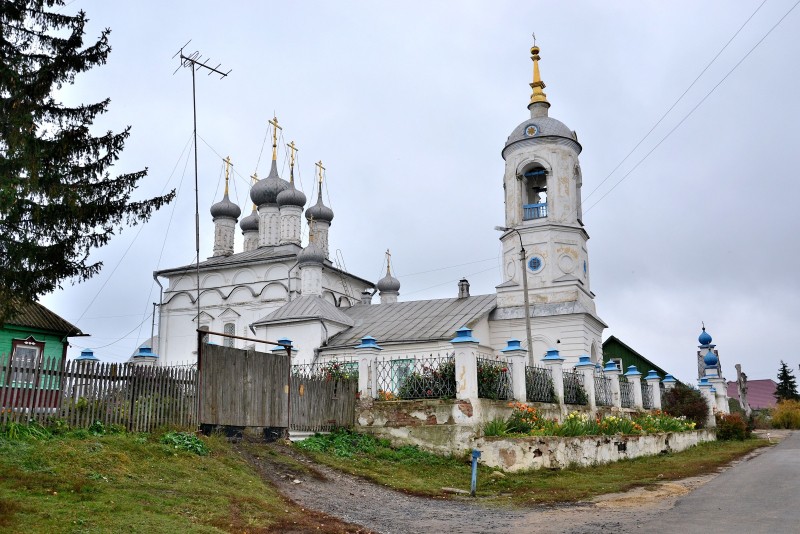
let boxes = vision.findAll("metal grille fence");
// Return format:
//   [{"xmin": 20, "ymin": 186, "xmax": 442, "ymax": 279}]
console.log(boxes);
[
  {"xmin": 641, "ymin": 381, "xmax": 653, "ymax": 409},
  {"xmin": 375, "ymin": 354, "xmax": 455, "ymax": 400},
  {"xmin": 525, "ymin": 365, "xmax": 555, "ymax": 403},
  {"xmin": 594, "ymin": 375, "xmax": 613, "ymax": 406},
  {"xmin": 563, "ymin": 369, "xmax": 588, "ymax": 405},
  {"xmin": 292, "ymin": 358, "xmax": 359, "ymax": 380},
  {"xmin": 476, "ymin": 356, "xmax": 512, "ymax": 400},
  {"xmin": 620, "ymin": 377, "xmax": 634, "ymax": 408}
]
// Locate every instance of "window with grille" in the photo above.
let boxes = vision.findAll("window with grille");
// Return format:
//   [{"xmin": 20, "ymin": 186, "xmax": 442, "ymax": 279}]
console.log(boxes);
[{"xmin": 223, "ymin": 323, "xmax": 235, "ymax": 348}]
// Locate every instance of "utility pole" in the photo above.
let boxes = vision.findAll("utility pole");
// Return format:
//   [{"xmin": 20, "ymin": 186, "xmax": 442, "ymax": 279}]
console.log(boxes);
[{"xmin": 173, "ymin": 41, "xmax": 230, "ymax": 355}]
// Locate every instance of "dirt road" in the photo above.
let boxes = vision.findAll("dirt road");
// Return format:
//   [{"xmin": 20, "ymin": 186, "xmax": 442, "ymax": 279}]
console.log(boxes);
[{"xmin": 239, "ymin": 438, "xmax": 781, "ymax": 534}]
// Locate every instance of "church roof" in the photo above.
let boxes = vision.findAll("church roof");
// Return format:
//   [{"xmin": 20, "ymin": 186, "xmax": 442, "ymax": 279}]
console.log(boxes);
[
  {"xmin": 154, "ymin": 245, "xmax": 375, "ymax": 288},
  {"xmin": 324, "ymin": 294, "xmax": 497, "ymax": 349},
  {"xmin": 254, "ymin": 295, "xmax": 354, "ymax": 327}
]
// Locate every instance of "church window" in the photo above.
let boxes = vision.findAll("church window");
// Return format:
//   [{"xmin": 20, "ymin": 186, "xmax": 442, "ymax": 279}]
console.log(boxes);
[
  {"xmin": 522, "ymin": 167, "xmax": 547, "ymax": 220},
  {"xmin": 223, "ymin": 323, "xmax": 235, "ymax": 348}
]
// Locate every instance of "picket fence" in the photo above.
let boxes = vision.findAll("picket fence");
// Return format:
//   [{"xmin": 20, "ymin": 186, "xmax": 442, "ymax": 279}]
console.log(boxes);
[{"xmin": 0, "ymin": 354, "xmax": 197, "ymax": 432}]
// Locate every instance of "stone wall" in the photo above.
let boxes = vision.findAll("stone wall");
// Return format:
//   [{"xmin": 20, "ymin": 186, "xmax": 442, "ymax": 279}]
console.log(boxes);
[
  {"xmin": 356, "ymin": 398, "xmax": 640, "ymax": 455},
  {"xmin": 474, "ymin": 430, "xmax": 716, "ymax": 471},
  {"xmin": 356, "ymin": 398, "xmax": 712, "ymax": 468}
]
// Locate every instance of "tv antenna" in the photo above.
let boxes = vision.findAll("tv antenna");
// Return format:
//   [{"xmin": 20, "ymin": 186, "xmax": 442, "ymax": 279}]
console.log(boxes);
[{"xmin": 173, "ymin": 40, "xmax": 231, "ymax": 349}]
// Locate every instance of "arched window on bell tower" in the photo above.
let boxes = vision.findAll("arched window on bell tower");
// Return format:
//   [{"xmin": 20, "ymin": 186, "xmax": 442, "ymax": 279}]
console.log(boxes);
[{"xmin": 522, "ymin": 165, "xmax": 547, "ymax": 220}]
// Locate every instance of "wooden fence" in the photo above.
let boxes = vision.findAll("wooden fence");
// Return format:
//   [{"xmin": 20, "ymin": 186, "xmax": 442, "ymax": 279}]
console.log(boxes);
[
  {"xmin": 1, "ymin": 354, "xmax": 197, "ymax": 432},
  {"xmin": 290, "ymin": 376, "xmax": 357, "ymax": 432}
]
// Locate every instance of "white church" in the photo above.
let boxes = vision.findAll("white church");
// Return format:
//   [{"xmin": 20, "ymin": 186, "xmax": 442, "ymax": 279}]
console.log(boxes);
[{"xmin": 154, "ymin": 44, "xmax": 606, "ymax": 368}]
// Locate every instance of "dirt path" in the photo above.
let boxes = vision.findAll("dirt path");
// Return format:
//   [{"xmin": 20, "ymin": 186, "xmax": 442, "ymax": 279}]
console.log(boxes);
[{"xmin": 238, "ymin": 438, "xmax": 779, "ymax": 534}]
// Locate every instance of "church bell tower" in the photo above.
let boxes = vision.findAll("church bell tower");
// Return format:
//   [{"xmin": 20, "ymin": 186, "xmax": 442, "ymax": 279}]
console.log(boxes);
[{"xmin": 494, "ymin": 42, "xmax": 605, "ymax": 364}]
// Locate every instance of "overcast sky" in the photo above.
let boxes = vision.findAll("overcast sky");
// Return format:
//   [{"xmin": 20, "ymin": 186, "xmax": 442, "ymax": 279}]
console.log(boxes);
[{"xmin": 39, "ymin": 0, "xmax": 800, "ymax": 384}]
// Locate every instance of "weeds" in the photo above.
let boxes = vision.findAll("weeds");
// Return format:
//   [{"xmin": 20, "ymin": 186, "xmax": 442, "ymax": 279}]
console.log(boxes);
[{"xmin": 160, "ymin": 431, "xmax": 209, "ymax": 455}]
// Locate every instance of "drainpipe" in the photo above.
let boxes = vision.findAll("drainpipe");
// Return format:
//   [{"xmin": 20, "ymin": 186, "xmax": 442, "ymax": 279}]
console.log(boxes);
[{"xmin": 153, "ymin": 274, "xmax": 164, "ymax": 355}]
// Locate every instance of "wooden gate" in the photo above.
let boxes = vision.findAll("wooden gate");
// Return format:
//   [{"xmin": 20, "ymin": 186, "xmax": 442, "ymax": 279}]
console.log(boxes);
[
  {"xmin": 198, "ymin": 344, "xmax": 289, "ymax": 428},
  {"xmin": 198, "ymin": 341, "xmax": 357, "ymax": 432}
]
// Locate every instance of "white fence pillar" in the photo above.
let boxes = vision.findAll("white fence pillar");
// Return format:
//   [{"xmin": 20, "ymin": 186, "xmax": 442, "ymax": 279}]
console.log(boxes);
[
  {"xmin": 645, "ymin": 370, "xmax": 662, "ymax": 410},
  {"xmin": 451, "ymin": 327, "xmax": 479, "ymax": 400},
  {"xmin": 355, "ymin": 336, "xmax": 382, "ymax": 399},
  {"xmin": 662, "ymin": 374, "xmax": 677, "ymax": 391},
  {"xmin": 576, "ymin": 355, "xmax": 596, "ymax": 412},
  {"xmin": 603, "ymin": 362, "xmax": 622, "ymax": 408},
  {"xmin": 501, "ymin": 339, "xmax": 527, "ymax": 402},
  {"xmin": 625, "ymin": 365, "xmax": 643, "ymax": 410},
  {"xmin": 698, "ymin": 378, "xmax": 716, "ymax": 428},
  {"xmin": 542, "ymin": 349, "xmax": 565, "ymax": 406}
]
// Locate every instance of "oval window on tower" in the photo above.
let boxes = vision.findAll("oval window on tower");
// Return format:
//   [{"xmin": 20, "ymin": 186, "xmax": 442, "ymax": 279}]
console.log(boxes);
[{"xmin": 528, "ymin": 256, "xmax": 544, "ymax": 273}]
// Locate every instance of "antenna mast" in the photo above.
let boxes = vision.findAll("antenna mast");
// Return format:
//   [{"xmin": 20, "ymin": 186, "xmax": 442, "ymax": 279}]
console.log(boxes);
[{"xmin": 173, "ymin": 41, "xmax": 231, "ymax": 354}]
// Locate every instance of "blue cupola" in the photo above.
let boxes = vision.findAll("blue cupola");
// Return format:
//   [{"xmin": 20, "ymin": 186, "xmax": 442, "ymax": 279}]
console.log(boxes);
[{"xmin": 698, "ymin": 326, "xmax": 712, "ymax": 347}]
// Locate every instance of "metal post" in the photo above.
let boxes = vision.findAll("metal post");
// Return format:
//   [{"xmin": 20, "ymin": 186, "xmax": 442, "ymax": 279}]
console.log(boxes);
[
  {"xmin": 519, "ymin": 243, "xmax": 533, "ymax": 362},
  {"xmin": 470, "ymin": 449, "xmax": 481, "ymax": 497},
  {"xmin": 286, "ymin": 344, "xmax": 292, "ymax": 439}
]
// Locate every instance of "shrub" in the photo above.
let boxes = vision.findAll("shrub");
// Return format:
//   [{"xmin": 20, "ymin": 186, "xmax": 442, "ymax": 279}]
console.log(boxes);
[
  {"xmin": 160, "ymin": 431, "xmax": 209, "ymax": 455},
  {"xmin": 397, "ymin": 359, "xmax": 456, "ymax": 399},
  {"xmin": 483, "ymin": 418, "xmax": 508, "ymax": 437},
  {"xmin": 715, "ymin": 413, "xmax": 749, "ymax": 440},
  {"xmin": 771, "ymin": 400, "xmax": 800, "ymax": 429},
  {"xmin": 662, "ymin": 384, "xmax": 709, "ymax": 429}
]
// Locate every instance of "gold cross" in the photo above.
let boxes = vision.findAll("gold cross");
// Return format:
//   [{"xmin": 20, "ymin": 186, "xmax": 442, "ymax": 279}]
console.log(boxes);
[
  {"xmin": 315, "ymin": 160, "xmax": 325, "ymax": 185},
  {"xmin": 224, "ymin": 156, "xmax": 232, "ymax": 194},
  {"xmin": 288, "ymin": 141, "xmax": 298, "ymax": 167},
  {"xmin": 268, "ymin": 116, "xmax": 282, "ymax": 160}
]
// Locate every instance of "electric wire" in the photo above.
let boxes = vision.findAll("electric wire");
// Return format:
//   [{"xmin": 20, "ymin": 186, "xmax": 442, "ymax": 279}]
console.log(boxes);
[
  {"xmin": 582, "ymin": 0, "xmax": 769, "ymax": 204},
  {"xmin": 74, "ymin": 133, "xmax": 194, "ymax": 324},
  {"xmin": 584, "ymin": 0, "xmax": 800, "ymax": 214}
]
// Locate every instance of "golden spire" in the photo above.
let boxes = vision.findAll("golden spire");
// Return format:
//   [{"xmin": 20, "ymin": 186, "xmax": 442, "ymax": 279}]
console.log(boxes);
[
  {"xmin": 529, "ymin": 37, "xmax": 548, "ymax": 105},
  {"xmin": 223, "ymin": 155, "xmax": 232, "ymax": 195},
  {"xmin": 385, "ymin": 249, "xmax": 392, "ymax": 275},
  {"xmin": 268, "ymin": 116, "xmax": 282, "ymax": 161},
  {"xmin": 287, "ymin": 141, "xmax": 298, "ymax": 184}
]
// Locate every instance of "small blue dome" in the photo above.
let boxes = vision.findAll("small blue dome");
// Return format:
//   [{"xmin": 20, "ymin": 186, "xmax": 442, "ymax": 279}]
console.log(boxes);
[
  {"xmin": 698, "ymin": 327, "xmax": 712, "ymax": 346},
  {"xmin": 76, "ymin": 349, "xmax": 99, "ymax": 361},
  {"xmin": 703, "ymin": 350, "xmax": 719, "ymax": 368}
]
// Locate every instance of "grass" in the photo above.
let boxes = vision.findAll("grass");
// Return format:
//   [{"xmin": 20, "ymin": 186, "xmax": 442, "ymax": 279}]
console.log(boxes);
[
  {"xmin": 0, "ymin": 428, "xmax": 332, "ymax": 533},
  {"xmin": 295, "ymin": 430, "xmax": 771, "ymax": 505}
]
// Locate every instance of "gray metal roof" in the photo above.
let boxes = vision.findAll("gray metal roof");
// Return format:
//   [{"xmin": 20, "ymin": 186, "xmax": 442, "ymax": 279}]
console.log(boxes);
[
  {"xmin": 155, "ymin": 246, "xmax": 297, "ymax": 276},
  {"xmin": 254, "ymin": 295, "xmax": 354, "ymax": 327},
  {"xmin": 504, "ymin": 116, "xmax": 581, "ymax": 154},
  {"xmin": 325, "ymin": 294, "xmax": 497, "ymax": 348},
  {"xmin": 154, "ymin": 245, "xmax": 376, "ymax": 289}
]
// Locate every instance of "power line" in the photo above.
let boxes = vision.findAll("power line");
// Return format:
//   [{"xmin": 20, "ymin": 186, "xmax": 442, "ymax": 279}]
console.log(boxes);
[
  {"xmin": 583, "ymin": 0, "xmax": 769, "ymax": 204},
  {"xmin": 584, "ymin": 0, "xmax": 799, "ymax": 214}
]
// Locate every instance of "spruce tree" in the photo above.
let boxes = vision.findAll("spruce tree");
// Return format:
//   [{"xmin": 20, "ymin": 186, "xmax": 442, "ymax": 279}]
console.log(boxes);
[
  {"xmin": 775, "ymin": 360, "xmax": 799, "ymax": 402},
  {"xmin": 0, "ymin": 0, "xmax": 174, "ymax": 320}
]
